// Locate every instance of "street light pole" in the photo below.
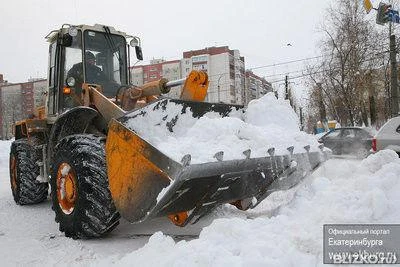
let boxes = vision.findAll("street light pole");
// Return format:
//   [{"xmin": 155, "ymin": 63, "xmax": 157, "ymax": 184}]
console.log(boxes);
[
  {"xmin": 217, "ymin": 74, "xmax": 224, "ymax": 103},
  {"xmin": 390, "ymin": 34, "xmax": 399, "ymax": 116}
]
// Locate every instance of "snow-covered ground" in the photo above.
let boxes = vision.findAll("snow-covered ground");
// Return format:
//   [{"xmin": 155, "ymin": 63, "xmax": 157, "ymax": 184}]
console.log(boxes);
[
  {"xmin": 1, "ymin": 94, "xmax": 399, "ymax": 266},
  {"xmin": 0, "ymin": 137, "xmax": 208, "ymax": 265},
  {"xmin": 1, "ymin": 142, "xmax": 400, "ymax": 266},
  {"xmin": 97, "ymin": 150, "xmax": 400, "ymax": 267}
]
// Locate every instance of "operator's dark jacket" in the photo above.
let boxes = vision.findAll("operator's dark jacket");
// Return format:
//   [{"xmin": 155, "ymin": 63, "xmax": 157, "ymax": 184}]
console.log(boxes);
[{"xmin": 67, "ymin": 62, "xmax": 108, "ymax": 85}]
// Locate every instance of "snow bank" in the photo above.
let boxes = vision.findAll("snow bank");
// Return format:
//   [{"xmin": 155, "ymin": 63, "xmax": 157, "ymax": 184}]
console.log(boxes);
[
  {"xmin": 244, "ymin": 93, "xmax": 299, "ymax": 132},
  {"xmin": 96, "ymin": 150, "xmax": 400, "ymax": 266},
  {"xmin": 126, "ymin": 93, "xmax": 319, "ymax": 164}
]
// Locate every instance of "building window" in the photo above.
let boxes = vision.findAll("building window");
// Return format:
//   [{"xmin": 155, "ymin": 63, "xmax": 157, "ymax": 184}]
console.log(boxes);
[
  {"xmin": 192, "ymin": 55, "xmax": 207, "ymax": 62},
  {"xmin": 230, "ymin": 86, "xmax": 235, "ymax": 96}
]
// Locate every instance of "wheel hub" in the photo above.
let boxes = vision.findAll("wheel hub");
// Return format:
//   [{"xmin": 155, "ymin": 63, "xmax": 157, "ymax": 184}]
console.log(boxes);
[
  {"xmin": 168, "ymin": 211, "xmax": 188, "ymax": 226},
  {"xmin": 57, "ymin": 163, "xmax": 77, "ymax": 214}
]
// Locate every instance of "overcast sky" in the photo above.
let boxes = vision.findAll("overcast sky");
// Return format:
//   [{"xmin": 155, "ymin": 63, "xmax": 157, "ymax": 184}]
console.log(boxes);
[{"xmin": 0, "ymin": 0, "xmax": 331, "ymax": 85}]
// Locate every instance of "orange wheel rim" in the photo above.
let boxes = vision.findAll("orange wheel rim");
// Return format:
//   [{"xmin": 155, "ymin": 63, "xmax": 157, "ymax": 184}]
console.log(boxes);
[
  {"xmin": 168, "ymin": 211, "xmax": 189, "ymax": 227},
  {"xmin": 10, "ymin": 156, "xmax": 17, "ymax": 191},
  {"xmin": 57, "ymin": 163, "xmax": 77, "ymax": 214}
]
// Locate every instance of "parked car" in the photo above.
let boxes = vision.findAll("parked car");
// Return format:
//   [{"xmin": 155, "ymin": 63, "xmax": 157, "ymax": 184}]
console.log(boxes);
[
  {"xmin": 372, "ymin": 116, "xmax": 400, "ymax": 155},
  {"xmin": 318, "ymin": 127, "xmax": 374, "ymax": 158}
]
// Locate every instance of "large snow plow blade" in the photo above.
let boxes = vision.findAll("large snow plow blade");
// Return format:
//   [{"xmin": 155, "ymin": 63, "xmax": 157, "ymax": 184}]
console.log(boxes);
[
  {"xmin": 152, "ymin": 151, "xmax": 322, "ymax": 226},
  {"xmin": 105, "ymin": 98, "xmax": 327, "ymax": 225}
]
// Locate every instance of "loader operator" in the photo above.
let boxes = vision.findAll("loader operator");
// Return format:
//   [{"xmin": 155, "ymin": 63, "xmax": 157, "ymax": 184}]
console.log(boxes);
[
  {"xmin": 67, "ymin": 51, "xmax": 109, "ymax": 87},
  {"xmin": 65, "ymin": 51, "xmax": 119, "ymax": 107}
]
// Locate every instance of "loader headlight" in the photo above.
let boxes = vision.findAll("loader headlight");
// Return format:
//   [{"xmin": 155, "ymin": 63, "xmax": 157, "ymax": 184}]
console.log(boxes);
[
  {"xmin": 130, "ymin": 37, "xmax": 140, "ymax": 47},
  {"xmin": 66, "ymin": 77, "xmax": 76, "ymax": 87},
  {"xmin": 68, "ymin": 27, "xmax": 78, "ymax": 37}
]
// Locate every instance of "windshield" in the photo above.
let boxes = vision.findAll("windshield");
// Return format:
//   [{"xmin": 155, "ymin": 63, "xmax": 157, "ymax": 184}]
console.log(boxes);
[{"xmin": 83, "ymin": 30, "xmax": 127, "ymax": 97}]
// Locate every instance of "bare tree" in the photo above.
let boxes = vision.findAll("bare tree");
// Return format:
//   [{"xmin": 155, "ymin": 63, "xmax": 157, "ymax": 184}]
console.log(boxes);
[{"xmin": 307, "ymin": 0, "xmax": 388, "ymax": 128}]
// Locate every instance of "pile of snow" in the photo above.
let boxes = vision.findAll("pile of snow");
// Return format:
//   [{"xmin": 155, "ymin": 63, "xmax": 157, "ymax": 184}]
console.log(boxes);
[
  {"xmin": 244, "ymin": 93, "xmax": 299, "ymax": 132},
  {"xmin": 1, "ymin": 123, "xmax": 400, "ymax": 266},
  {"xmin": 97, "ymin": 150, "xmax": 400, "ymax": 266},
  {"xmin": 125, "ymin": 93, "xmax": 320, "ymax": 164}
]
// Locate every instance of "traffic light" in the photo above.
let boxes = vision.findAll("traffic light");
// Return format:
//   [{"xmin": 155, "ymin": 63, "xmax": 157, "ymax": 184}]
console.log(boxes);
[{"xmin": 376, "ymin": 2, "xmax": 392, "ymax": 25}]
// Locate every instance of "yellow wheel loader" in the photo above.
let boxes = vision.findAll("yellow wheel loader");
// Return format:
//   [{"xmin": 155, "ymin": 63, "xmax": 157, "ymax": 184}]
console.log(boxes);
[{"xmin": 9, "ymin": 24, "xmax": 327, "ymax": 239}]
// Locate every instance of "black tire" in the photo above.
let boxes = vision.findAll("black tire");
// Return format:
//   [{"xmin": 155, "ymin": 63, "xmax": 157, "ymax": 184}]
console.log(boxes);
[
  {"xmin": 9, "ymin": 138, "xmax": 48, "ymax": 205},
  {"xmin": 50, "ymin": 134, "xmax": 120, "ymax": 239}
]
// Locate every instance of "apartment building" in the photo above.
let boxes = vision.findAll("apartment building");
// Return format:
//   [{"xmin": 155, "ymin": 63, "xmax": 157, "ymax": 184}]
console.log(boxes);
[
  {"xmin": 130, "ymin": 46, "xmax": 274, "ymax": 106},
  {"xmin": 0, "ymin": 78, "xmax": 47, "ymax": 139},
  {"xmin": 130, "ymin": 59, "xmax": 182, "ymax": 98},
  {"xmin": 1, "ymin": 83, "xmax": 22, "ymax": 139},
  {"xmin": 244, "ymin": 70, "xmax": 273, "ymax": 105},
  {"xmin": 182, "ymin": 46, "xmax": 245, "ymax": 104}
]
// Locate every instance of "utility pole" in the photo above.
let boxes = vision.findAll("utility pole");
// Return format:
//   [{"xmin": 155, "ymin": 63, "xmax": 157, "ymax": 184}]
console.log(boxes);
[
  {"xmin": 317, "ymin": 83, "xmax": 327, "ymax": 126},
  {"xmin": 285, "ymin": 75, "xmax": 289, "ymax": 100},
  {"xmin": 285, "ymin": 75, "xmax": 296, "ymax": 108},
  {"xmin": 285, "ymin": 75, "xmax": 295, "ymax": 108},
  {"xmin": 370, "ymin": 1, "xmax": 400, "ymax": 117},
  {"xmin": 284, "ymin": 75, "xmax": 297, "ymax": 109},
  {"xmin": 299, "ymin": 107, "xmax": 304, "ymax": 131},
  {"xmin": 217, "ymin": 74, "xmax": 224, "ymax": 103},
  {"xmin": 365, "ymin": 71, "xmax": 377, "ymax": 125},
  {"xmin": 390, "ymin": 34, "xmax": 399, "ymax": 116}
]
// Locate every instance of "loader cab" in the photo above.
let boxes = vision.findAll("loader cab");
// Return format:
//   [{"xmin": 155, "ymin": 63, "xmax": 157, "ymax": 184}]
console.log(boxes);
[{"xmin": 46, "ymin": 24, "xmax": 141, "ymax": 118}]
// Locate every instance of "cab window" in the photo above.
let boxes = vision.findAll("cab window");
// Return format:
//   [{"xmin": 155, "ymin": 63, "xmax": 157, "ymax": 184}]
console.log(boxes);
[{"xmin": 62, "ymin": 30, "xmax": 83, "ymax": 110}]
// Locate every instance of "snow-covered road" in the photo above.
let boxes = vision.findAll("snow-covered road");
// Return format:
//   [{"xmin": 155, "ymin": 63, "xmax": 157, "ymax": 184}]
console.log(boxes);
[
  {"xmin": 1, "ymin": 136, "xmax": 400, "ymax": 266},
  {"xmin": 0, "ymin": 137, "xmax": 208, "ymax": 265}
]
